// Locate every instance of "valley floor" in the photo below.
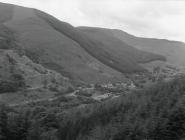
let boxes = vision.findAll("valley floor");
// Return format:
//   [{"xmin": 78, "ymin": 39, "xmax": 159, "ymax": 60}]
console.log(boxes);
[{"xmin": 2, "ymin": 64, "xmax": 184, "ymax": 110}]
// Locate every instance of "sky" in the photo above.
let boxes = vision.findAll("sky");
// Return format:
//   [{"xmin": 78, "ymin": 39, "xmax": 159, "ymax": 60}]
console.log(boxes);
[{"xmin": 1, "ymin": 0, "xmax": 185, "ymax": 42}]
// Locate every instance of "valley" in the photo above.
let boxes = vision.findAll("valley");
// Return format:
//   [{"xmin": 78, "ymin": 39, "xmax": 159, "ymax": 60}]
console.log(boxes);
[
  {"xmin": 0, "ymin": 2, "xmax": 185, "ymax": 140},
  {"xmin": 0, "ymin": 2, "xmax": 169, "ymax": 106},
  {"xmin": 2, "ymin": 63, "xmax": 183, "ymax": 108}
]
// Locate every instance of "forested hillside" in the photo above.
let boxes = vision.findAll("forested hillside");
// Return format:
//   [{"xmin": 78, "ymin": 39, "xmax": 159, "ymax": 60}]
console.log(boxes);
[{"xmin": 1, "ymin": 77, "xmax": 185, "ymax": 140}]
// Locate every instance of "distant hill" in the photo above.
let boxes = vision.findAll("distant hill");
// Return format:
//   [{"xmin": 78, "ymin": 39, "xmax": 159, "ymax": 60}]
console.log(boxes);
[
  {"xmin": 77, "ymin": 26, "xmax": 166, "ymax": 69},
  {"xmin": 0, "ymin": 2, "xmax": 166, "ymax": 84},
  {"xmin": 79, "ymin": 27, "xmax": 185, "ymax": 68},
  {"xmin": 111, "ymin": 29, "xmax": 185, "ymax": 67}
]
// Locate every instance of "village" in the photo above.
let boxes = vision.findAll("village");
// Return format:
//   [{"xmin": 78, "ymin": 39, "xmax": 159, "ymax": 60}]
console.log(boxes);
[
  {"xmin": 71, "ymin": 79, "xmax": 137, "ymax": 101},
  {"xmin": 70, "ymin": 64, "xmax": 185, "ymax": 101}
]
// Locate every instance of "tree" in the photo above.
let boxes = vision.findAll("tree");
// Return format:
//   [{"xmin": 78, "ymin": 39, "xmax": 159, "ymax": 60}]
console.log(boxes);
[
  {"xmin": 0, "ymin": 104, "xmax": 8, "ymax": 140},
  {"xmin": 27, "ymin": 121, "xmax": 42, "ymax": 140},
  {"xmin": 11, "ymin": 74, "xmax": 25, "ymax": 88}
]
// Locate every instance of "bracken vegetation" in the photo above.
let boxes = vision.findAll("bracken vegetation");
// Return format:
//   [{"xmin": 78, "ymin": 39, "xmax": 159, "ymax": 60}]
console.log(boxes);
[
  {"xmin": 34, "ymin": 9, "xmax": 166, "ymax": 73},
  {"xmin": 0, "ymin": 3, "xmax": 13, "ymax": 23},
  {"xmin": 0, "ymin": 24, "xmax": 17, "ymax": 50},
  {"xmin": 1, "ymin": 77, "xmax": 185, "ymax": 140},
  {"xmin": 0, "ymin": 74, "xmax": 25, "ymax": 94}
]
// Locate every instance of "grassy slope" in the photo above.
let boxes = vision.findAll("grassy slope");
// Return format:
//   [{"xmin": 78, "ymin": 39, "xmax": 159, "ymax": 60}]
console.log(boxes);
[
  {"xmin": 35, "ymin": 10, "xmax": 165, "ymax": 73},
  {"xmin": 0, "ymin": 2, "xmax": 167, "ymax": 83},
  {"xmin": 2, "ymin": 4, "xmax": 126, "ymax": 83},
  {"xmin": 0, "ymin": 3, "xmax": 13, "ymax": 23},
  {"xmin": 78, "ymin": 27, "xmax": 166, "ymax": 64},
  {"xmin": 34, "ymin": 10, "xmax": 143, "ymax": 73},
  {"xmin": 110, "ymin": 29, "xmax": 185, "ymax": 67},
  {"xmin": 0, "ymin": 24, "xmax": 17, "ymax": 49}
]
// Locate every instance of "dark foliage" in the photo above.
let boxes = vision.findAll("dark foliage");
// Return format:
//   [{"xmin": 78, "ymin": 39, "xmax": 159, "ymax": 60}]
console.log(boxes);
[
  {"xmin": 0, "ymin": 74, "xmax": 25, "ymax": 93},
  {"xmin": 1, "ymin": 77, "xmax": 185, "ymax": 140}
]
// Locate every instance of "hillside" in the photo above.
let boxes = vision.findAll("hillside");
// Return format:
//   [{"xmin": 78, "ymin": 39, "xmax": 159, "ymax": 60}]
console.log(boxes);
[
  {"xmin": 111, "ymin": 29, "xmax": 185, "ymax": 67},
  {"xmin": 35, "ymin": 10, "xmax": 166, "ymax": 73},
  {"xmin": 78, "ymin": 26, "xmax": 166, "ymax": 64},
  {"xmin": 0, "ymin": 2, "xmax": 185, "ymax": 140},
  {"xmin": 0, "ymin": 2, "xmax": 167, "ymax": 84},
  {"xmin": 79, "ymin": 27, "xmax": 185, "ymax": 68},
  {"xmin": 1, "ymin": 75, "xmax": 185, "ymax": 140}
]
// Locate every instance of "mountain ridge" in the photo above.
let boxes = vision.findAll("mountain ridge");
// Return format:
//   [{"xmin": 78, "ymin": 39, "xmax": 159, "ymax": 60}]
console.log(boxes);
[
  {"xmin": 78, "ymin": 26, "xmax": 185, "ymax": 69},
  {"xmin": 0, "ymin": 2, "xmax": 168, "ymax": 84}
]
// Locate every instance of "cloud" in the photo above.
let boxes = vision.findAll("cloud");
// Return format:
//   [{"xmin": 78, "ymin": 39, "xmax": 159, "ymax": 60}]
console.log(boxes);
[
  {"xmin": 0, "ymin": 0, "xmax": 185, "ymax": 42},
  {"xmin": 0, "ymin": 0, "xmax": 88, "ymax": 25},
  {"xmin": 78, "ymin": 0, "xmax": 185, "ymax": 42}
]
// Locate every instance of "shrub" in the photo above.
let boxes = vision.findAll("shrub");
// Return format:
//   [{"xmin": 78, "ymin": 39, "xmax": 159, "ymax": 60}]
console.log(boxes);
[
  {"xmin": 0, "ymin": 80, "xmax": 19, "ymax": 93},
  {"xmin": 0, "ymin": 74, "xmax": 25, "ymax": 93}
]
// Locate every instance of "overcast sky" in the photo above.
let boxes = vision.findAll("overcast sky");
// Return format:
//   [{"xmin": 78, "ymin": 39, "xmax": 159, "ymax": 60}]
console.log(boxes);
[{"xmin": 1, "ymin": 0, "xmax": 185, "ymax": 42}]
